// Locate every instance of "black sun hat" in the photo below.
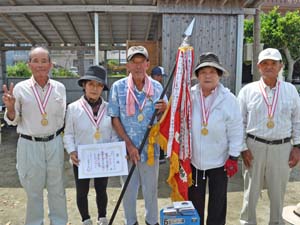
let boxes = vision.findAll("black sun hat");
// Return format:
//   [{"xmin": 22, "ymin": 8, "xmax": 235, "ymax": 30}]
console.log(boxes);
[
  {"xmin": 194, "ymin": 52, "xmax": 229, "ymax": 77},
  {"xmin": 78, "ymin": 65, "xmax": 109, "ymax": 91}
]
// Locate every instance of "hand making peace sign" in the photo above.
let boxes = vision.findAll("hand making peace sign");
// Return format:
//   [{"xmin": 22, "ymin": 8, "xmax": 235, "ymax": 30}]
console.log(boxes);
[{"xmin": 2, "ymin": 83, "xmax": 15, "ymax": 110}]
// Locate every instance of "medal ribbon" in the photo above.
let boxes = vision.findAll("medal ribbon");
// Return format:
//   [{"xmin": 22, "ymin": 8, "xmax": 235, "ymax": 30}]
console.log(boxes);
[
  {"xmin": 30, "ymin": 79, "xmax": 53, "ymax": 115},
  {"xmin": 80, "ymin": 98, "xmax": 106, "ymax": 128},
  {"xmin": 259, "ymin": 80, "xmax": 280, "ymax": 119},
  {"xmin": 199, "ymin": 87, "xmax": 218, "ymax": 127},
  {"xmin": 128, "ymin": 83, "xmax": 151, "ymax": 112}
]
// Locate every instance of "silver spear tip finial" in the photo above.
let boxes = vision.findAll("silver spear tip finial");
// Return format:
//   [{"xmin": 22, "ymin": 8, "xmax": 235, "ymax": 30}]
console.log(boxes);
[{"xmin": 182, "ymin": 18, "xmax": 195, "ymax": 47}]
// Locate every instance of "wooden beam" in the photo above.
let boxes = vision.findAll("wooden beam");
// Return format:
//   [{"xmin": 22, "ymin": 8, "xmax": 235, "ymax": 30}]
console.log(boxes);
[
  {"xmin": 152, "ymin": 0, "xmax": 157, "ymax": 5},
  {"xmin": 107, "ymin": 13, "xmax": 114, "ymax": 45},
  {"xmin": 32, "ymin": 0, "xmax": 41, "ymax": 4},
  {"xmin": 145, "ymin": 14, "xmax": 153, "ymax": 41},
  {"xmin": 0, "ymin": 5, "xmax": 158, "ymax": 13},
  {"xmin": 23, "ymin": 14, "xmax": 50, "ymax": 45},
  {"xmin": 44, "ymin": 13, "xmax": 66, "ymax": 44},
  {"xmin": 222, "ymin": 0, "xmax": 228, "ymax": 6},
  {"xmin": 176, "ymin": 0, "xmax": 181, "ymax": 4},
  {"xmin": 80, "ymin": 0, "xmax": 87, "ymax": 3},
  {"xmin": 0, "ymin": 14, "xmax": 34, "ymax": 44},
  {"xmin": 0, "ymin": 27, "xmax": 18, "ymax": 43},
  {"xmin": 8, "ymin": 0, "xmax": 16, "ymax": 6},
  {"xmin": 127, "ymin": 14, "xmax": 132, "ymax": 40},
  {"xmin": 0, "ymin": 45, "xmax": 126, "ymax": 51},
  {"xmin": 198, "ymin": 0, "xmax": 205, "ymax": 6},
  {"xmin": 253, "ymin": 0, "xmax": 265, "ymax": 8},
  {"xmin": 241, "ymin": 0, "xmax": 253, "ymax": 7},
  {"xmin": 87, "ymin": 12, "xmax": 94, "ymax": 33},
  {"xmin": 65, "ymin": 13, "xmax": 83, "ymax": 45}
]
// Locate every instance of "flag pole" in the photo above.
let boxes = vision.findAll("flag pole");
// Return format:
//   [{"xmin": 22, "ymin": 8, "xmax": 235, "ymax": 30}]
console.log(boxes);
[{"xmin": 108, "ymin": 18, "xmax": 195, "ymax": 225}]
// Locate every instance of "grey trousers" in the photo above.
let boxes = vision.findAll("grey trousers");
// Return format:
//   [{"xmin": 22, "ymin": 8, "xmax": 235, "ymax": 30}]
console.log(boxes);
[
  {"xmin": 121, "ymin": 160, "xmax": 159, "ymax": 225},
  {"xmin": 17, "ymin": 135, "xmax": 68, "ymax": 225},
  {"xmin": 240, "ymin": 138, "xmax": 291, "ymax": 225}
]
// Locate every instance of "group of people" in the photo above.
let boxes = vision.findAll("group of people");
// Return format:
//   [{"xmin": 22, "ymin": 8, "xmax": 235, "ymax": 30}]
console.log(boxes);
[{"xmin": 2, "ymin": 45, "xmax": 300, "ymax": 225}]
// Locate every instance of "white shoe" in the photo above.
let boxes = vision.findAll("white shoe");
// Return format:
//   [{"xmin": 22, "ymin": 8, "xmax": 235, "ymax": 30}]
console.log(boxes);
[
  {"xmin": 97, "ymin": 217, "xmax": 108, "ymax": 225},
  {"xmin": 83, "ymin": 219, "xmax": 93, "ymax": 225}
]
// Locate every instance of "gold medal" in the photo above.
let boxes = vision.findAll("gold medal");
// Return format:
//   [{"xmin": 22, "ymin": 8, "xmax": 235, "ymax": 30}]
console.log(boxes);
[
  {"xmin": 138, "ymin": 113, "xmax": 144, "ymax": 122},
  {"xmin": 267, "ymin": 120, "xmax": 275, "ymax": 129},
  {"xmin": 201, "ymin": 127, "xmax": 208, "ymax": 136},
  {"xmin": 94, "ymin": 129, "xmax": 101, "ymax": 140},
  {"xmin": 41, "ymin": 118, "xmax": 48, "ymax": 126},
  {"xmin": 41, "ymin": 114, "xmax": 48, "ymax": 126}
]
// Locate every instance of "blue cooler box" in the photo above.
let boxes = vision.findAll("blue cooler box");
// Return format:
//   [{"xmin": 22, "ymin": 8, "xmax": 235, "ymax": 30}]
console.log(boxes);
[{"xmin": 160, "ymin": 207, "xmax": 200, "ymax": 225}]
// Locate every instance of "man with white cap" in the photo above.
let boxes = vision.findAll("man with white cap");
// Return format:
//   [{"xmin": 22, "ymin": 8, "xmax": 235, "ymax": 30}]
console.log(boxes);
[{"xmin": 238, "ymin": 48, "xmax": 300, "ymax": 225}]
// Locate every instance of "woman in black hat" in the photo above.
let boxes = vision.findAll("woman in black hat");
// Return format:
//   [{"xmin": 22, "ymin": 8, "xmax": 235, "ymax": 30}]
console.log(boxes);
[
  {"xmin": 188, "ymin": 52, "xmax": 243, "ymax": 225},
  {"xmin": 63, "ymin": 65, "xmax": 118, "ymax": 225}
]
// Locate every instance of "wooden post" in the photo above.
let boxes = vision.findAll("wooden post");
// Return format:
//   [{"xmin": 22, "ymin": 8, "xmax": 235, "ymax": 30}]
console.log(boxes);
[{"xmin": 253, "ymin": 8, "xmax": 261, "ymax": 81}]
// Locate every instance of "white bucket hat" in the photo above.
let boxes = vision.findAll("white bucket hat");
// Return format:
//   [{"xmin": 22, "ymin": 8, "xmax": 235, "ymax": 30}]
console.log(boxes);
[{"xmin": 282, "ymin": 203, "xmax": 300, "ymax": 225}]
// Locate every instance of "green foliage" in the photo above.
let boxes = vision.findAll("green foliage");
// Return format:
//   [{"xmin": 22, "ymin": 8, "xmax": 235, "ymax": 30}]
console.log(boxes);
[
  {"xmin": 7, "ymin": 62, "xmax": 79, "ymax": 78},
  {"xmin": 7, "ymin": 61, "xmax": 31, "ymax": 77},
  {"xmin": 279, "ymin": 10, "xmax": 300, "ymax": 59},
  {"xmin": 260, "ymin": 7, "xmax": 284, "ymax": 48},
  {"xmin": 52, "ymin": 67, "xmax": 79, "ymax": 78},
  {"xmin": 107, "ymin": 59, "xmax": 119, "ymax": 70},
  {"xmin": 244, "ymin": 7, "xmax": 300, "ymax": 57},
  {"xmin": 244, "ymin": 19, "xmax": 254, "ymax": 43}
]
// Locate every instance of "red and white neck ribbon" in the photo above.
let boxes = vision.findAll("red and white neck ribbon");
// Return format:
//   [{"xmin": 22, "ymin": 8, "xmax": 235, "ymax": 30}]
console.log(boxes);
[
  {"xmin": 128, "ymin": 81, "xmax": 151, "ymax": 112},
  {"xmin": 199, "ymin": 87, "xmax": 218, "ymax": 126},
  {"xmin": 30, "ymin": 79, "xmax": 53, "ymax": 115},
  {"xmin": 80, "ymin": 98, "xmax": 106, "ymax": 128},
  {"xmin": 259, "ymin": 79, "xmax": 280, "ymax": 119}
]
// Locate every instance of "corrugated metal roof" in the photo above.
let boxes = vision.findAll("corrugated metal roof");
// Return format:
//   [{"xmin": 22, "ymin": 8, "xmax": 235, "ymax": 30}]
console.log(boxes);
[{"xmin": 0, "ymin": 0, "xmax": 263, "ymax": 49}]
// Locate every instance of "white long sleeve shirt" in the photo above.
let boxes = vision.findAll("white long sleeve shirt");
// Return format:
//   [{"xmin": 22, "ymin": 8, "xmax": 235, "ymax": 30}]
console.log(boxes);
[
  {"xmin": 4, "ymin": 77, "xmax": 66, "ymax": 136},
  {"xmin": 63, "ymin": 96, "xmax": 118, "ymax": 154},
  {"xmin": 191, "ymin": 83, "xmax": 243, "ymax": 170},
  {"xmin": 238, "ymin": 79, "xmax": 300, "ymax": 149}
]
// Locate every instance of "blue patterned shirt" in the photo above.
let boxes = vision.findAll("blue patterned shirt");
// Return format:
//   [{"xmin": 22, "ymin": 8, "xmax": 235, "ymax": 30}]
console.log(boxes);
[{"xmin": 108, "ymin": 77, "xmax": 165, "ymax": 162}]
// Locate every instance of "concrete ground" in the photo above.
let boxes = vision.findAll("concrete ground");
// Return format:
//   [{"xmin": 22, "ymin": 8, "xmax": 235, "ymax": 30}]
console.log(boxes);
[{"xmin": 0, "ymin": 126, "xmax": 299, "ymax": 225}]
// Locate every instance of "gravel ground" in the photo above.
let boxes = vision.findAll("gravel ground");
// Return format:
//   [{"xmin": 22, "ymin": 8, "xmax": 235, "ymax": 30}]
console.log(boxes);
[{"xmin": 0, "ymin": 126, "xmax": 299, "ymax": 225}]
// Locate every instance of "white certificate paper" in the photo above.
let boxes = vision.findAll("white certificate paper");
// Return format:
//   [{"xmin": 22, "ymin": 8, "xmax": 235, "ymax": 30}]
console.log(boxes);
[{"xmin": 78, "ymin": 141, "xmax": 128, "ymax": 179}]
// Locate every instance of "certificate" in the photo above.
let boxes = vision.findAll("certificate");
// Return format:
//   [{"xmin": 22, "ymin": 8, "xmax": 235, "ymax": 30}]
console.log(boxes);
[{"xmin": 78, "ymin": 141, "xmax": 128, "ymax": 179}]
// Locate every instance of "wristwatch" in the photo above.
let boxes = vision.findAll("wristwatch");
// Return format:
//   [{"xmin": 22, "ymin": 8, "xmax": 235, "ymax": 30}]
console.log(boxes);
[{"xmin": 293, "ymin": 144, "xmax": 300, "ymax": 149}]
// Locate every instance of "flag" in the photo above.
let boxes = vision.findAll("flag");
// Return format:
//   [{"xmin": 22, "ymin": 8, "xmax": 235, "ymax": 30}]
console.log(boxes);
[{"xmin": 149, "ymin": 45, "xmax": 194, "ymax": 201}]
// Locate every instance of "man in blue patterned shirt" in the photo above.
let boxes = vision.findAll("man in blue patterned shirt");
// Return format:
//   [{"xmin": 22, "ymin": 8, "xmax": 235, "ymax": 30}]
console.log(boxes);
[{"xmin": 108, "ymin": 46, "xmax": 167, "ymax": 225}]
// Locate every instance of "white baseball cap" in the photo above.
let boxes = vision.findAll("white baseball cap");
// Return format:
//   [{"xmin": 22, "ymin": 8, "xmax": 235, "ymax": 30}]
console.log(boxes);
[
  {"xmin": 258, "ymin": 48, "xmax": 282, "ymax": 64},
  {"xmin": 127, "ymin": 46, "xmax": 149, "ymax": 61}
]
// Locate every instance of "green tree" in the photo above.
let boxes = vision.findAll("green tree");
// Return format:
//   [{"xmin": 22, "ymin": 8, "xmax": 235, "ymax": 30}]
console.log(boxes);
[
  {"xmin": 7, "ymin": 61, "xmax": 31, "ymax": 77},
  {"xmin": 7, "ymin": 62, "xmax": 79, "ymax": 78},
  {"xmin": 244, "ymin": 7, "xmax": 300, "ymax": 81}
]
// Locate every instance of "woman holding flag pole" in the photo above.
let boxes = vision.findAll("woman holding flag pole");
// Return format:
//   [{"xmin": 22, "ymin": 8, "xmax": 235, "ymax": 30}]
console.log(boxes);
[{"xmin": 188, "ymin": 52, "xmax": 244, "ymax": 225}]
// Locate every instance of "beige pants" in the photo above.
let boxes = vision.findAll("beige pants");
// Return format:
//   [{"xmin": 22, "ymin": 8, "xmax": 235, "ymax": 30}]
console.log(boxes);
[
  {"xmin": 240, "ymin": 138, "xmax": 291, "ymax": 225},
  {"xmin": 17, "ymin": 135, "xmax": 68, "ymax": 225}
]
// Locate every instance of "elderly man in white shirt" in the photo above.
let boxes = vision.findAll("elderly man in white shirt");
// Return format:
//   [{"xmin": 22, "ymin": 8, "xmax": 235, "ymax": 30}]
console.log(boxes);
[
  {"xmin": 2, "ymin": 46, "xmax": 67, "ymax": 225},
  {"xmin": 238, "ymin": 48, "xmax": 300, "ymax": 225}
]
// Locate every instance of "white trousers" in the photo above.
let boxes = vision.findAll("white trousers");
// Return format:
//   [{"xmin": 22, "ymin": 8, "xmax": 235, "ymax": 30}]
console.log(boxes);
[
  {"xmin": 17, "ymin": 135, "xmax": 68, "ymax": 225},
  {"xmin": 240, "ymin": 138, "xmax": 291, "ymax": 225}
]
